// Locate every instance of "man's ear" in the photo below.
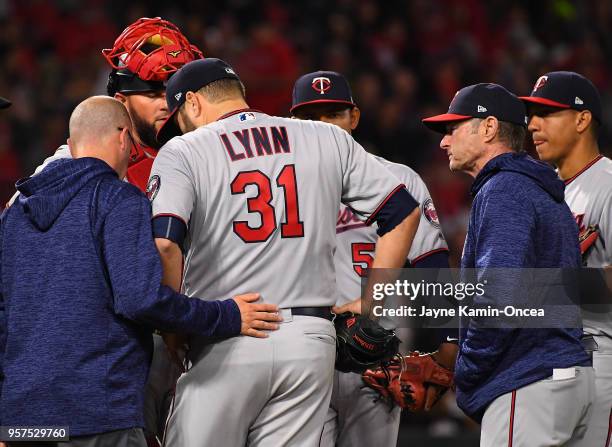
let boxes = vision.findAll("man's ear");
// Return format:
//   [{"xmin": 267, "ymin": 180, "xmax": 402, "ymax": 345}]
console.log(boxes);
[
  {"xmin": 118, "ymin": 127, "xmax": 130, "ymax": 153},
  {"xmin": 114, "ymin": 92, "xmax": 127, "ymax": 104},
  {"xmin": 576, "ymin": 110, "xmax": 593, "ymax": 134},
  {"xmin": 185, "ymin": 91, "xmax": 201, "ymax": 117},
  {"xmin": 67, "ymin": 138, "xmax": 75, "ymax": 157},
  {"xmin": 350, "ymin": 107, "xmax": 361, "ymax": 130},
  {"xmin": 482, "ymin": 116, "xmax": 499, "ymax": 143}
]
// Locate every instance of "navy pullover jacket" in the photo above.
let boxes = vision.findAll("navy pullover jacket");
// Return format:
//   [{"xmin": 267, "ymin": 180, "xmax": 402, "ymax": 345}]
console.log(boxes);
[
  {"xmin": 0, "ymin": 157, "xmax": 240, "ymax": 435},
  {"xmin": 455, "ymin": 152, "xmax": 590, "ymax": 422}
]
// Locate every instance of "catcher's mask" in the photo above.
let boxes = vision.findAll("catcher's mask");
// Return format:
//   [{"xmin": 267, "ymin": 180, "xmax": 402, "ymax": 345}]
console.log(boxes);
[{"xmin": 103, "ymin": 17, "xmax": 203, "ymax": 95}]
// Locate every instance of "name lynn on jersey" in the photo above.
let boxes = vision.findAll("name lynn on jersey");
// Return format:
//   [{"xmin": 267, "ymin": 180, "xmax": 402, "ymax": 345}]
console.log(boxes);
[{"xmin": 220, "ymin": 126, "xmax": 291, "ymax": 162}]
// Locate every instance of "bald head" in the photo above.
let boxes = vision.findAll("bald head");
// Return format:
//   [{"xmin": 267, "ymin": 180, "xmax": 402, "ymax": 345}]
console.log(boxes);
[
  {"xmin": 68, "ymin": 96, "xmax": 134, "ymax": 178},
  {"xmin": 69, "ymin": 96, "xmax": 131, "ymax": 148}
]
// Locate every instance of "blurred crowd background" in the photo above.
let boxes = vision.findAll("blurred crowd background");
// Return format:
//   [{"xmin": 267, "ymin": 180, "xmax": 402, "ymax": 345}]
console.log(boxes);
[{"xmin": 2, "ymin": 1, "xmax": 611, "ymax": 444}]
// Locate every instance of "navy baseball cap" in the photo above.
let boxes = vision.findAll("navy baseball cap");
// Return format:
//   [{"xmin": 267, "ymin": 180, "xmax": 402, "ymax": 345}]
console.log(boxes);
[
  {"xmin": 519, "ymin": 71, "xmax": 602, "ymax": 123},
  {"xmin": 290, "ymin": 71, "xmax": 356, "ymax": 114},
  {"xmin": 157, "ymin": 58, "xmax": 241, "ymax": 144},
  {"xmin": 422, "ymin": 83, "xmax": 527, "ymax": 133},
  {"xmin": 0, "ymin": 97, "xmax": 10, "ymax": 109}
]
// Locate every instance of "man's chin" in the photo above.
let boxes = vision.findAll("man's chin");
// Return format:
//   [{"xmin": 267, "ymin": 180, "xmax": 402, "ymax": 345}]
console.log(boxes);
[
  {"xmin": 449, "ymin": 161, "xmax": 463, "ymax": 172},
  {"xmin": 535, "ymin": 147, "xmax": 555, "ymax": 163}
]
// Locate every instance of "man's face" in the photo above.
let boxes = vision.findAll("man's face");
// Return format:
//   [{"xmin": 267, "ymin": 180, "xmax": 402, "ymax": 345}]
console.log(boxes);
[
  {"xmin": 527, "ymin": 105, "xmax": 579, "ymax": 164},
  {"xmin": 177, "ymin": 106, "xmax": 197, "ymax": 134},
  {"xmin": 122, "ymin": 91, "xmax": 168, "ymax": 149},
  {"xmin": 439, "ymin": 119, "xmax": 483, "ymax": 174},
  {"xmin": 293, "ymin": 104, "xmax": 358, "ymax": 134}
]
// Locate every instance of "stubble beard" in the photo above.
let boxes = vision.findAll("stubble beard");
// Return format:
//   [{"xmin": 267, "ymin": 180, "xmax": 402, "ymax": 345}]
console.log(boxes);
[{"xmin": 131, "ymin": 108, "xmax": 162, "ymax": 150}]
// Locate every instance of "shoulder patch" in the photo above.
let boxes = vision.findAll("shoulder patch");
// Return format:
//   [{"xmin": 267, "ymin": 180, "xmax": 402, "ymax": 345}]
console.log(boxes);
[
  {"xmin": 146, "ymin": 175, "xmax": 161, "ymax": 202},
  {"xmin": 422, "ymin": 198, "xmax": 440, "ymax": 228}
]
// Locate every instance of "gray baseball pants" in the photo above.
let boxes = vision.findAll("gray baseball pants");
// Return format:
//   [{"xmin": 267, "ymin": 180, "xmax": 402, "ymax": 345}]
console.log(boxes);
[
  {"xmin": 319, "ymin": 370, "xmax": 401, "ymax": 447},
  {"xmin": 480, "ymin": 366, "xmax": 595, "ymax": 447},
  {"xmin": 163, "ymin": 314, "xmax": 336, "ymax": 447}
]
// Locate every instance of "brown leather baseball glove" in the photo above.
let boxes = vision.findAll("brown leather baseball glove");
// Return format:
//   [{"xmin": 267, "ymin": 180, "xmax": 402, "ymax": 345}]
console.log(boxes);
[{"xmin": 362, "ymin": 351, "xmax": 454, "ymax": 411}]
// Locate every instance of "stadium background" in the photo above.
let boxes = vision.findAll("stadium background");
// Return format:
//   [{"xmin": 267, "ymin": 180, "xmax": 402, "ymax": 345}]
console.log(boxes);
[{"xmin": 2, "ymin": 1, "xmax": 611, "ymax": 445}]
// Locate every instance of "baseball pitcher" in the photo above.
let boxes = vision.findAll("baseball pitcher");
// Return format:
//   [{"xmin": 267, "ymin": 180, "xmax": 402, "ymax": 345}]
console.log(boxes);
[{"xmin": 149, "ymin": 58, "xmax": 421, "ymax": 447}]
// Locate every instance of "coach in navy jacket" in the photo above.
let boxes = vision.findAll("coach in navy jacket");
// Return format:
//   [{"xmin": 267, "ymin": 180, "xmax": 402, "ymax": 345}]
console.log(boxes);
[
  {"xmin": 423, "ymin": 84, "xmax": 592, "ymax": 438},
  {"xmin": 454, "ymin": 151, "xmax": 590, "ymax": 417},
  {"xmin": 0, "ymin": 97, "xmax": 278, "ymax": 442}
]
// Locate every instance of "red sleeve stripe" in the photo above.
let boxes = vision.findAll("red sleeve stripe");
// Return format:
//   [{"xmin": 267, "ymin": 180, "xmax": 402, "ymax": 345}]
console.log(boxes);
[
  {"xmin": 365, "ymin": 184, "xmax": 406, "ymax": 226},
  {"xmin": 508, "ymin": 390, "xmax": 516, "ymax": 447},
  {"xmin": 605, "ymin": 408, "xmax": 612, "ymax": 447},
  {"xmin": 410, "ymin": 248, "xmax": 450, "ymax": 265}
]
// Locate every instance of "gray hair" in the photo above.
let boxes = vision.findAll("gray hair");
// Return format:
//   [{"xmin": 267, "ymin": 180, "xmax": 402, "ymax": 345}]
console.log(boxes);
[{"xmin": 471, "ymin": 118, "xmax": 526, "ymax": 152}]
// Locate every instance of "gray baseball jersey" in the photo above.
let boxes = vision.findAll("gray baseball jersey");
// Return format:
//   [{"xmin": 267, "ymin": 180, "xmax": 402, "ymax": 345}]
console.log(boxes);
[
  {"xmin": 324, "ymin": 158, "xmax": 447, "ymax": 447},
  {"xmin": 334, "ymin": 155, "xmax": 448, "ymax": 305},
  {"xmin": 563, "ymin": 155, "xmax": 612, "ymax": 447},
  {"xmin": 149, "ymin": 110, "xmax": 405, "ymax": 309},
  {"xmin": 564, "ymin": 155, "xmax": 612, "ymax": 337}
]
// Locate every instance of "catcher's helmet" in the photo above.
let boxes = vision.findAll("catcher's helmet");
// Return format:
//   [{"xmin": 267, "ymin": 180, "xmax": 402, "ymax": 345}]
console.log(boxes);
[{"xmin": 102, "ymin": 17, "xmax": 203, "ymax": 95}]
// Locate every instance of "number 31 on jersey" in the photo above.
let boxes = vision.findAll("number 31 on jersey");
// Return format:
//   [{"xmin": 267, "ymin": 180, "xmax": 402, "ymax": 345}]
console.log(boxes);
[{"xmin": 231, "ymin": 164, "xmax": 304, "ymax": 243}]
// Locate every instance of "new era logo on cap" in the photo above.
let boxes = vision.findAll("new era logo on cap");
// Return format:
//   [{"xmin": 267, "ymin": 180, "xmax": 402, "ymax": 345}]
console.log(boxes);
[
  {"xmin": 174, "ymin": 92, "xmax": 182, "ymax": 101},
  {"xmin": 478, "ymin": 105, "xmax": 487, "ymax": 113},
  {"xmin": 575, "ymin": 97, "xmax": 584, "ymax": 105}
]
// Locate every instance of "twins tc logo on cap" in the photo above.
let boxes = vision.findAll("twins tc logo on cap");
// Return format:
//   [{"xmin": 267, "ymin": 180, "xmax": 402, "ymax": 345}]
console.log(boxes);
[
  {"xmin": 312, "ymin": 77, "xmax": 331, "ymax": 95},
  {"xmin": 532, "ymin": 75, "xmax": 548, "ymax": 93}
]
